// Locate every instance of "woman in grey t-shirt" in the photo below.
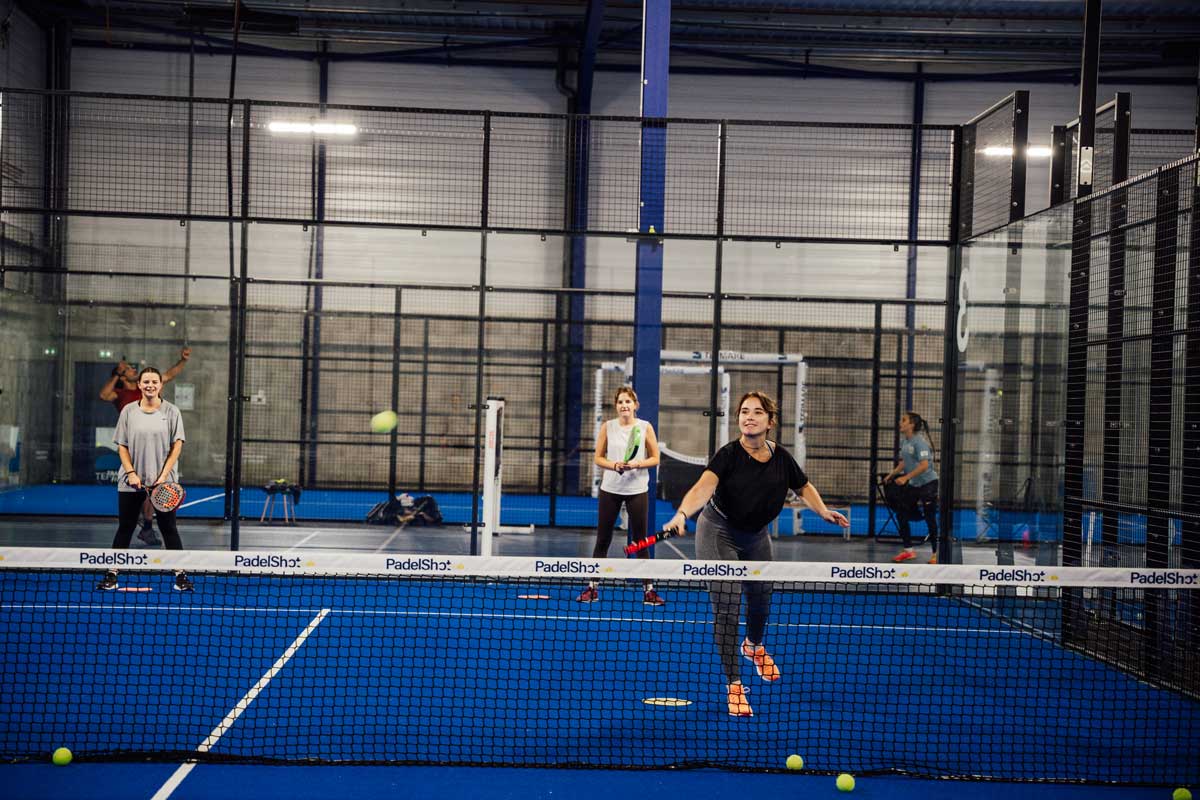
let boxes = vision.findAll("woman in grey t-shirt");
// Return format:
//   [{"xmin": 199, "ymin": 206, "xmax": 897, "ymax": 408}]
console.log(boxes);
[{"xmin": 96, "ymin": 366, "xmax": 192, "ymax": 592}]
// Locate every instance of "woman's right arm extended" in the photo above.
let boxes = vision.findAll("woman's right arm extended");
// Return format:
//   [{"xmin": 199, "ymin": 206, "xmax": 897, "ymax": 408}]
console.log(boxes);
[{"xmin": 663, "ymin": 470, "xmax": 719, "ymax": 534}]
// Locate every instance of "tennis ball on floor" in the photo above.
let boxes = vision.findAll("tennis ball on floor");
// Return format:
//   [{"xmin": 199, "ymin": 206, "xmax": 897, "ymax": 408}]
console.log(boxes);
[
  {"xmin": 785, "ymin": 754, "xmax": 804, "ymax": 770},
  {"xmin": 1174, "ymin": 789, "xmax": 1192, "ymax": 800},
  {"xmin": 51, "ymin": 747, "xmax": 72, "ymax": 766},
  {"xmin": 836, "ymin": 773, "xmax": 856, "ymax": 792},
  {"xmin": 370, "ymin": 410, "xmax": 398, "ymax": 433}
]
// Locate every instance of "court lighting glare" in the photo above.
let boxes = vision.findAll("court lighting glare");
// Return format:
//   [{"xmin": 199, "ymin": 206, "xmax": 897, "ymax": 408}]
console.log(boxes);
[
  {"xmin": 267, "ymin": 121, "xmax": 357, "ymax": 136},
  {"xmin": 981, "ymin": 145, "xmax": 1052, "ymax": 158}
]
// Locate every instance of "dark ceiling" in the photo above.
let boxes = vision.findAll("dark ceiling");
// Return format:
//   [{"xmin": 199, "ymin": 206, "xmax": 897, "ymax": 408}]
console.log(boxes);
[{"xmin": 22, "ymin": 0, "xmax": 1200, "ymax": 75}]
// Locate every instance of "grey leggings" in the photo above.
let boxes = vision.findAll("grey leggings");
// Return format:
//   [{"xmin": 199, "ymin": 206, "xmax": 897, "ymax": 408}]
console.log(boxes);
[{"xmin": 695, "ymin": 505, "xmax": 774, "ymax": 684}]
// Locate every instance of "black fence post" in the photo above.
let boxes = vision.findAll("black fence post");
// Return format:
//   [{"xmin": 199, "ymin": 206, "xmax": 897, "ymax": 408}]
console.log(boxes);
[
  {"xmin": 868, "ymin": 302, "xmax": 883, "ymax": 539},
  {"xmin": 939, "ymin": 126, "xmax": 965, "ymax": 565},
  {"xmin": 469, "ymin": 111, "xmax": 492, "ymax": 556},
  {"xmin": 229, "ymin": 99, "xmax": 252, "ymax": 551},
  {"xmin": 388, "ymin": 287, "xmax": 403, "ymax": 498}
]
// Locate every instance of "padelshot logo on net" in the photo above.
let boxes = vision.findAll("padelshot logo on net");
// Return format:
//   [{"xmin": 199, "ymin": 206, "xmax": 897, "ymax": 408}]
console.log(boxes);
[
  {"xmin": 1129, "ymin": 571, "xmax": 1199, "ymax": 586},
  {"xmin": 831, "ymin": 565, "xmax": 897, "ymax": 580},
  {"xmin": 385, "ymin": 557, "xmax": 453, "ymax": 572},
  {"xmin": 534, "ymin": 560, "xmax": 600, "ymax": 575},
  {"xmin": 79, "ymin": 551, "xmax": 149, "ymax": 566},
  {"xmin": 979, "ymin": 568, "xmax": 1048, "ymax": 582},
  {"xmin": 683, "ymin": 563, "xmax": 749, "ymax": 577},
  {"xmin": 234, "ymin": 555, "xmax": 303, "ymax": 569}
]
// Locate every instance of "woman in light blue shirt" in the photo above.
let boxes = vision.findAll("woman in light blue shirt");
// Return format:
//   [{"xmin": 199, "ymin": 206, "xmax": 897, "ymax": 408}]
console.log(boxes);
[{"xmin": 882, "ymin": 411, "xmax": 939, "ymax": 563}]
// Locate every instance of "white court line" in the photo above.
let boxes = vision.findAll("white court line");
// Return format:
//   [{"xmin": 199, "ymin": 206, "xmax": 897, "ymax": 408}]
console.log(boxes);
[
  {"xmin": 149, "ymin": 608, "xmax": 330, "ymax": 800},
  {"xmin": 177, "ymin": 492, "xmax": 225, "ymax": 511},
  {"xmin": 286, "ymin": 531, "xmax": 322, "ymax": 551},
  {"xmin": 373, "ymin": 524, "xmax": 409, "ymax": 554},
  {"xmin": 663, "ymin": 539, "xmax": 688, "ymax": 560}
]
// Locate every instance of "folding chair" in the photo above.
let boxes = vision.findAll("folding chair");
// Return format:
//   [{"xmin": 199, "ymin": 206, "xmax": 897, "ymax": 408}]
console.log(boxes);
[{"xmin": 875, "ymin": 474, "xmax": 901, "ymax": 538}]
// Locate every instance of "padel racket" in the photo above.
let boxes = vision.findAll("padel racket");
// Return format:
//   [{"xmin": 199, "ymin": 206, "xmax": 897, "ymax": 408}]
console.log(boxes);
[
  {"xmin": 624, "ymin": 529, "xmax": 681, "ymax": 555},
  {"xmin": 622, "ymin": 424, "xmax": 643, "ymax": 463},
  {"xmin": 149, "ymin": 482, "xmax": 185, "ymax": 513}
]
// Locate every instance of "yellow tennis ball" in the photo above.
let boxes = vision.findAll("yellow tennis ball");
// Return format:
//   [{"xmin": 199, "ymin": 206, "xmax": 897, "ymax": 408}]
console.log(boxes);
[
  {"xmin": 370, "ymin": 410, "xmax": 398, "ymax": 433},
  {"xmin": 168, "ymin": 320, "xmax": 176, "ymax": 327},
  {"xmin": 786, "ymin": 754, "xmax": 804, "ymax": 770},
  {"xmin": 836, "ymin": 773, "xmax": 855, "ymax": 792},
  {"xmin": 51, "ymin": 747, "xmax": 72, "ymax": 766},
  {"xmin": 1174, "ymin": 789, "xmax": 1192, "ymax": 800}
]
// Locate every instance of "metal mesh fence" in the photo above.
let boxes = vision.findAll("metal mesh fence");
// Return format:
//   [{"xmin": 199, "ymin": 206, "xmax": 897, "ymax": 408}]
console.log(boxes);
[
  {"xmin": 0, "ymin": 88, "xmax": 955, "ymax": 244},
  {"xmin": 959, "ymin": 94, "xmax": 1022, "ymax": 238},
  {"xmin": 1128, "ymin": 128, "xmax": 1197, "ymax": 181}
]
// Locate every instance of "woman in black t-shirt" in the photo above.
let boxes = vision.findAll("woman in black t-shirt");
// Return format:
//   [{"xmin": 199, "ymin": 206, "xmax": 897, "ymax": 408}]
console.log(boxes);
[{"xmin": 663, "ymin": 391, "xmax": 849, "ymax": 717}]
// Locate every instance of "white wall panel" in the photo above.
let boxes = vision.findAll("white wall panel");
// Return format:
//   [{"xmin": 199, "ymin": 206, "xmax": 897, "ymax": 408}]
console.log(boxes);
[
  {"xmin": 0, "ymin": 7, "xmax": 45, "ymax": 89},
  {"xmin": 329, "ymin": 61, "xmax": 561, "ymax": 112},
  {"xmin": 593, "ymin": 71, "xmax": 914, "ymax": 123},
  {"xmin": 71, "ymin": 48, "xmax": 318, "ymax": 103}
]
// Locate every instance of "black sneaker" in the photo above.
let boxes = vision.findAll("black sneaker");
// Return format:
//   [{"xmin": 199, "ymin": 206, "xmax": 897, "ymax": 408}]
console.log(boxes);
[
  {"xmin": 96, "ymin": 571, "xmax": 119, "ymax": 591},
  {"xmin": 138, "ymin": 524, "xmax": 162, "ymax": 546},
  {"xmin": 173, "ymin": 573, "xmax": 194, "ymax": 592}
]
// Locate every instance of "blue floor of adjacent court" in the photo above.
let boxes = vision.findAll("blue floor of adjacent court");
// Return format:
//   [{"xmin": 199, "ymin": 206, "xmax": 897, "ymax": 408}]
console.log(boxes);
[{"xmin": 1, "ymin": 482, "xmax": 1083, "ymax": 541}]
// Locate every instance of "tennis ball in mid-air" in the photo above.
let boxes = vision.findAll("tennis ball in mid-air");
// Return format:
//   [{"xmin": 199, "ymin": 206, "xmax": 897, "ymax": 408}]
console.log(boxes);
[
  {"xmin": 836, "ymin": 773, "xmax": 856, "ymax": 792},
  {"xmin": 785, "ymin": 754, "xmax": 804, "ymax": 770},
  {"xmin": 168, "ymin": 320, "xmax": 176, "ymax": 327},
  {"xmin": 1174, "ymin": 789, "xmax": 1192, "ymax": 800},
  {"xmin": 51, "ymin": 747, "xmax": 72, "ymax": 766},
  {"xmin": 370, "ymin": 410, "xmax": 398, "ymax": 433}
]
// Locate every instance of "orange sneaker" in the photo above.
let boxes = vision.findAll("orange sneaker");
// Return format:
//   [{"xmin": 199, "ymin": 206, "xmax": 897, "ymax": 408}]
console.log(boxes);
[
  {"xmin": 892, "ymin": 550, "xmax": 916, "ymax": 563},
  {"xmin": 928, "ymin": 554, "xmax": 938, "ymax": 564},
  {"xmin": 727, "ymin": 683, "xmax": 753, "ymax": 717},
  {"xmin": 741, "ymin": 640, "xmax": 781, "ymax": 682}
]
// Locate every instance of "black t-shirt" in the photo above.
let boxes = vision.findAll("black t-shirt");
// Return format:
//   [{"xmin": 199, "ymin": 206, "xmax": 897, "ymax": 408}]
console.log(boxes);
[{"xmin": 706, "ymin": 440, "xmax": 809, "ymax": 533}]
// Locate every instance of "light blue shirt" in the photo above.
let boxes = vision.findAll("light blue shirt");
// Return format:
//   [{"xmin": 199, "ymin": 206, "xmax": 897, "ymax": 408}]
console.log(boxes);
[{"xmin": 900, "ymin": 433, "xmax": 937, "ymax": 487}]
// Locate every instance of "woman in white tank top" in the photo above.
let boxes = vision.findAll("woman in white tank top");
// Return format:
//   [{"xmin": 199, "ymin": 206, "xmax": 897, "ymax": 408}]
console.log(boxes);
[{"xmin": 576, "ymin": 385, "xmax": 663, "ymax": 605}]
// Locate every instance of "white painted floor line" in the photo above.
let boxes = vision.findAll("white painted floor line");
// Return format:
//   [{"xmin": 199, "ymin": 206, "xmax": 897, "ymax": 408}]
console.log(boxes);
[
  {"xmin": 149, "ymin": 608, "xmax": 330, "ymax": 800},
  {"xmin": 286, "ymin": 530, "xmax": 322, "ymax": 551},
  {"xmin": 176, "ymin": 492, "xmax": 226, "ymax": 511}
]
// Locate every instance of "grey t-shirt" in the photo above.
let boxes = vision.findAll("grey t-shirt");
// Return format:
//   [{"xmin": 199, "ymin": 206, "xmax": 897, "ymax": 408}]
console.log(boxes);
[
  {"xmin": 114, "ymin": 400, "xmax": 186, "ymax": 492},
  {"xmin": 900, "ymin": 433, "xmax": 938, "ymax": 487}
]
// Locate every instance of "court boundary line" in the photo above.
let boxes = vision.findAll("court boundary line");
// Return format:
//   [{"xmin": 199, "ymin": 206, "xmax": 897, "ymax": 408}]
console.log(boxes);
[{"xmin": 149, "ymin": 608, "xmax": 330, "ymax": 800}]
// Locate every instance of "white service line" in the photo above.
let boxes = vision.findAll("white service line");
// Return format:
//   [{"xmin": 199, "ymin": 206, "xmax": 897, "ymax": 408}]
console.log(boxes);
[
  {"xmin": 149, "ymin": 607, "xmax": 331, "ymax": 800},
  {"xmin": 176, "ymin": 492, "xmax": 226, "ymax": 511},
  {"xmin": 663, "ymin": 539, "xmax": 688, "ymax": 560},
  {"xmin": 286, "ymin": 530, "xmax": 323, "ymax": 551}
]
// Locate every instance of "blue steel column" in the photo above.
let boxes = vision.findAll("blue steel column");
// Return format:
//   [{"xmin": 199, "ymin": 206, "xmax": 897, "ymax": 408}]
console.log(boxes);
[
  {"xmin": 562, "ymin": 0, "xmax": 605, "ymax": 496},
  {"xmin": 633, "ymin": 0, "xmax": 670, "ymax": 529}
]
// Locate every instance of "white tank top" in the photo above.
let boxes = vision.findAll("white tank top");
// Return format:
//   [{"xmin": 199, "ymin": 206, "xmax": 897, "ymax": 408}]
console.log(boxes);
[{"xmin": 600, "ymin": 418, "xmax": 650, "ymax": 496}]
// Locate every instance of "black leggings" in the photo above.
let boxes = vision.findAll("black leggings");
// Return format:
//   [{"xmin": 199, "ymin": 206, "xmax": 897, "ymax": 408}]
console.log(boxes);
[
  {"xmin": 594, "ymin": 489, "xmax": 650, "ymax": 560},
  {"xmin": 112, "ymin": 491, "xmax": 182, "ymax": 550},
  {"xmin": 884, "ymin": 479, "xmax": 939, "ymax": 551},
  {"xmin": 695, "ymin": 505, "xmax": 774, "ymax": 685}
]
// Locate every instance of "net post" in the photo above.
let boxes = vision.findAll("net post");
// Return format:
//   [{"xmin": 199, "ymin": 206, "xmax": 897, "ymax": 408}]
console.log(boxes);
[{"xmin": 480, "ymin": 397, "xmax": 503, "ymax": 557}]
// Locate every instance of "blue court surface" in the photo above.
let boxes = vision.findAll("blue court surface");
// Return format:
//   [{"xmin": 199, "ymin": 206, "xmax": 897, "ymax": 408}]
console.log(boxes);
[
  {"xmin": 0, "ymin": 764, "xmax": 1182, "ymax": 800},
  {"xmin": 2, "ymin": 564, "xmax": 1197, "ymax": 799}
]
